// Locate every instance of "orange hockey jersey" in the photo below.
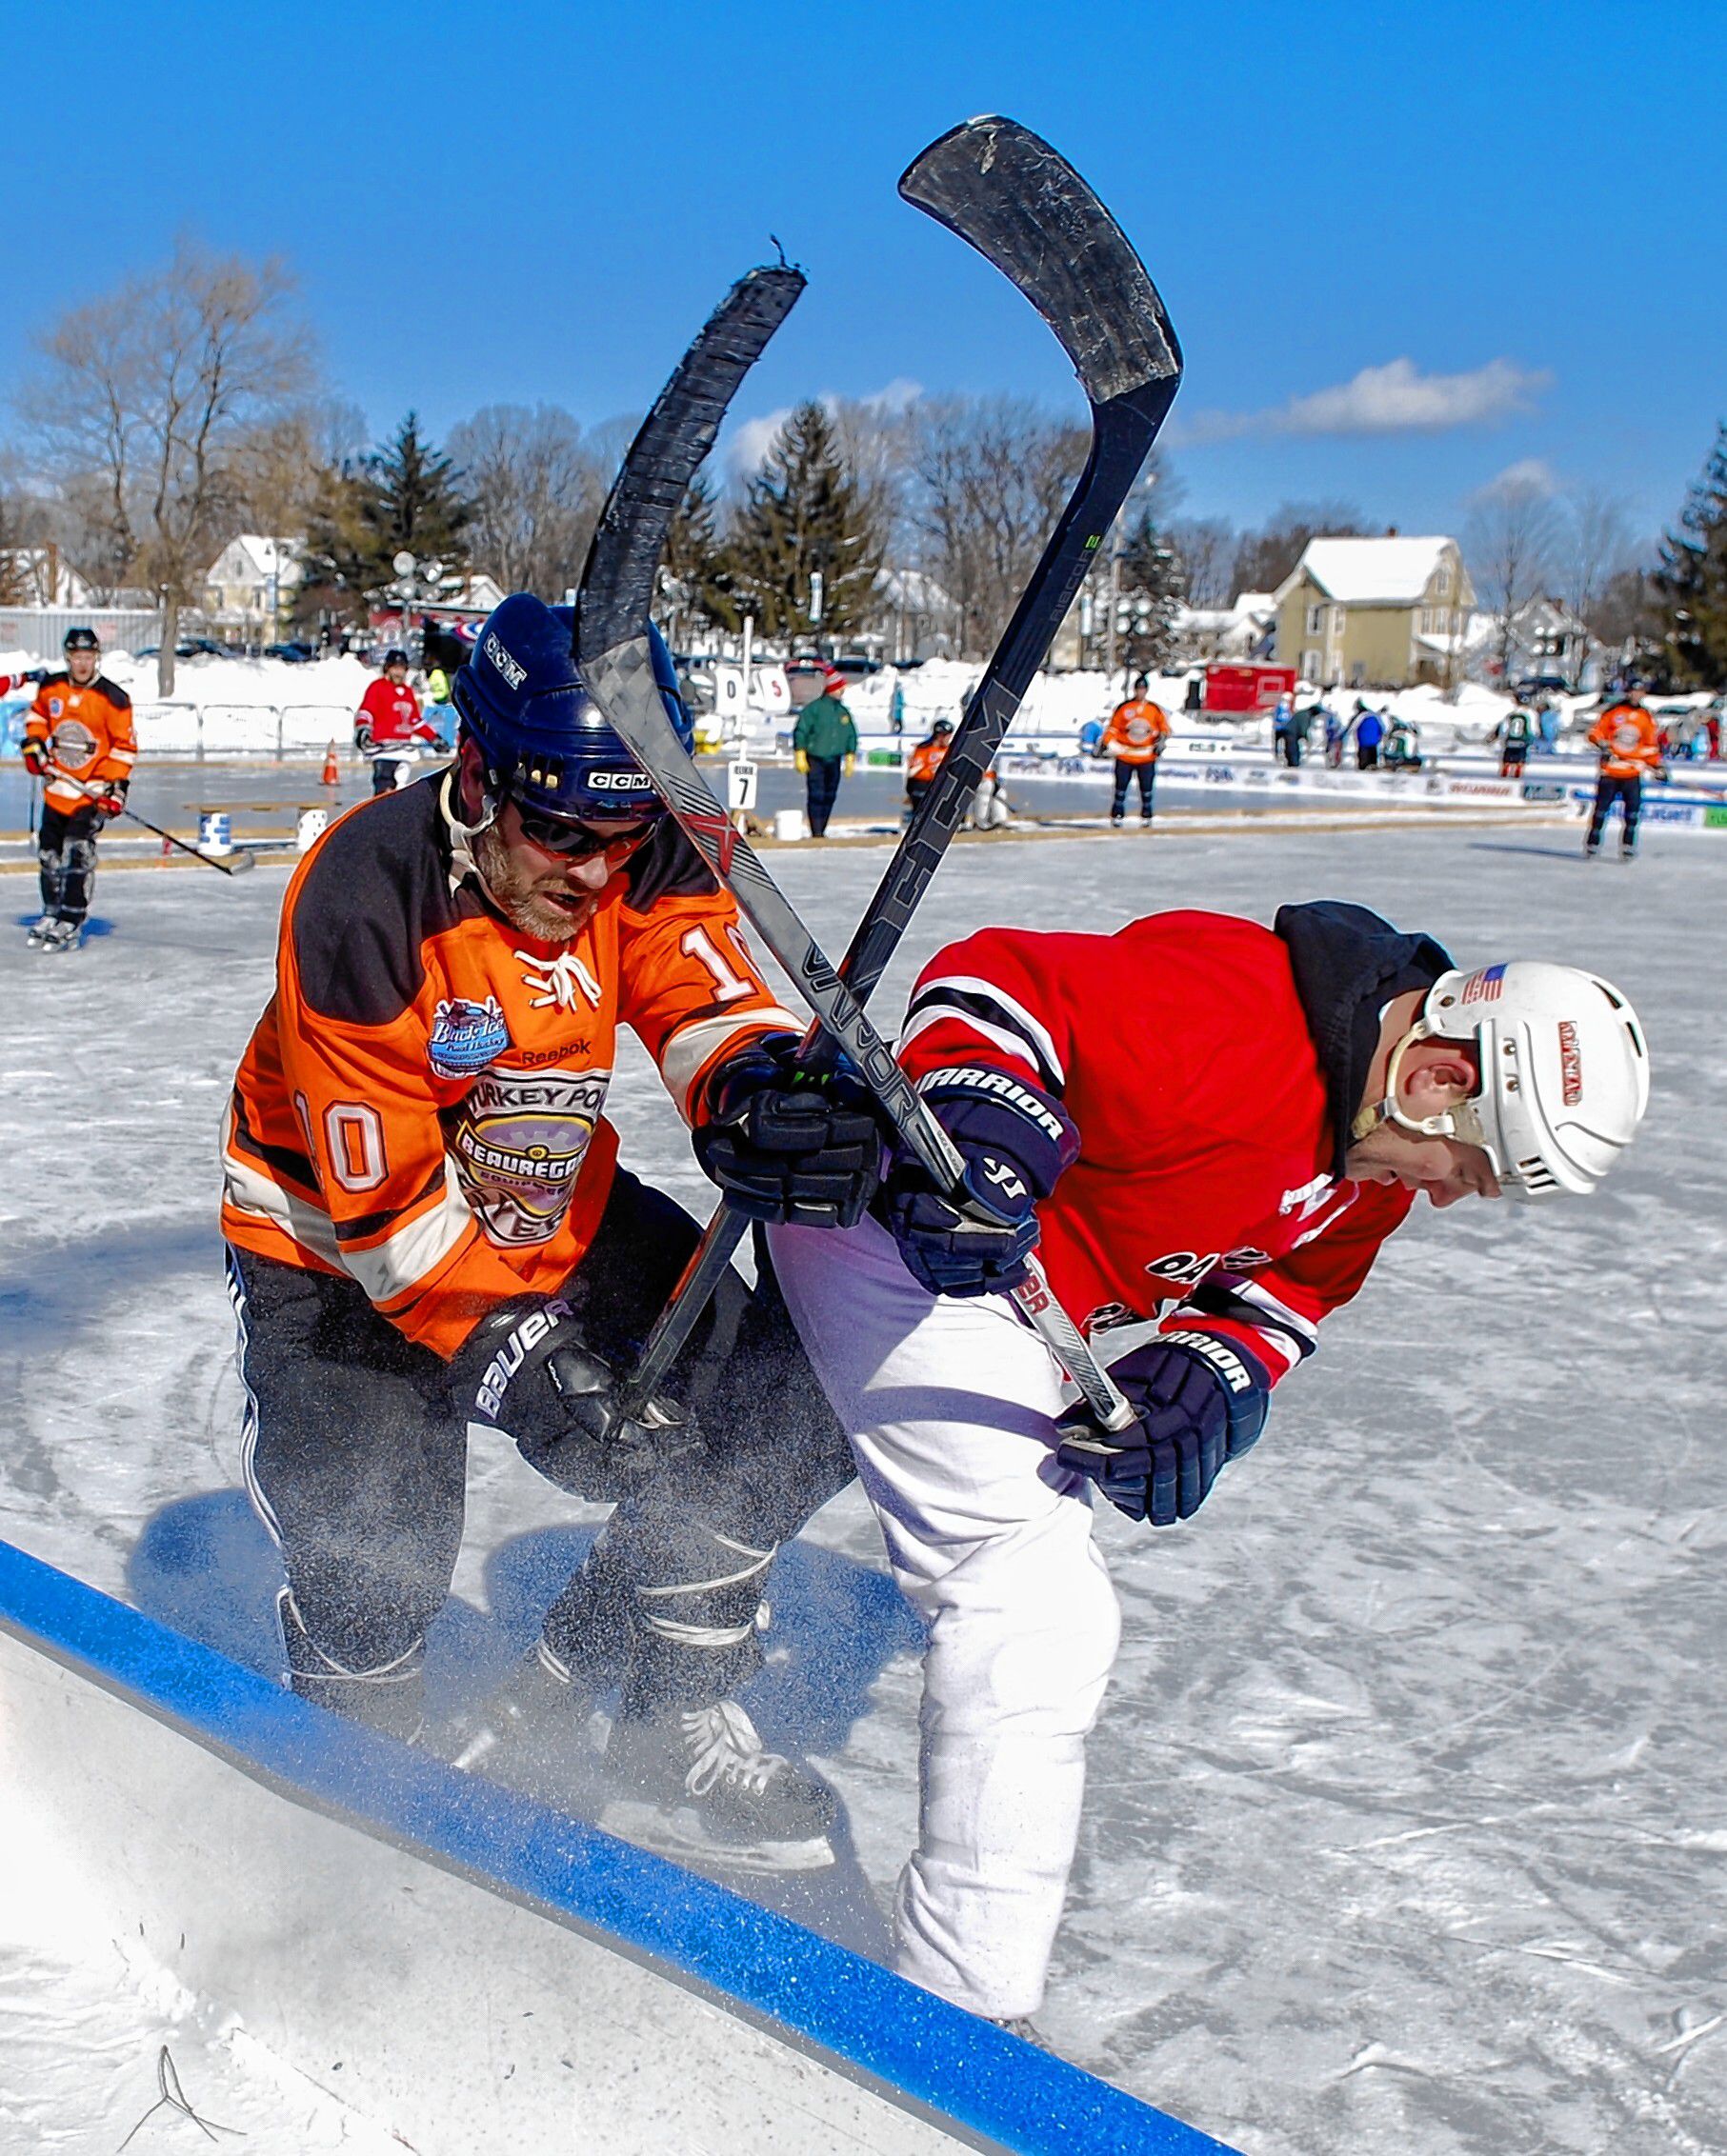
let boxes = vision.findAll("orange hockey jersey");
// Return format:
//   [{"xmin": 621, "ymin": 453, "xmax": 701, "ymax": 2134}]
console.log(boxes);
[
  {"xmin": 26, "ymin": 670, "xmax": 136, "ymax": 811},
  {"xmin": 1587, "ymin": 704, "xmax": 1662, "ymax": 780},
  {"xmin": 222, "ymin": 774, "xmax": 799, "ymax": 1359},
  {"xmin": 1100, "ymin": 697, "xmax": 1170, "ymax": 764},
  {"xmin": 906, "ymin": 735, "xmax": 951, "ymax": 784}
]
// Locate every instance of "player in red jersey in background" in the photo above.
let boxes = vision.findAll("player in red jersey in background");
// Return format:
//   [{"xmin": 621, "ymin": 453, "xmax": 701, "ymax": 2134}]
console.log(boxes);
[
  {"xmin": 354, "ymin": 647, "xmax": 442, "ymax": 794},
  {"xmin": 769, "ymin": 902, "xmax": 1650, "ymax": 2025}
]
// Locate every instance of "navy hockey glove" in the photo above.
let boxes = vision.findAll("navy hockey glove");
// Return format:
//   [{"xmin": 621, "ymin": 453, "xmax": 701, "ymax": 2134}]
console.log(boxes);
[
  {"xmin": 880, "ymin": 1065, "xmax": 1079, "ymax": 1299},
  {"xmin": 693, "ymin": 1031, "xmax": 883, "ymax": 1229},
  {"xmin": 1055, "ymin": 1331, "xmax": 1270, "ymax": 1527},
  {"xmin": 452, "ymin": 1296, "xmax": 701, "ymax": 1503}
]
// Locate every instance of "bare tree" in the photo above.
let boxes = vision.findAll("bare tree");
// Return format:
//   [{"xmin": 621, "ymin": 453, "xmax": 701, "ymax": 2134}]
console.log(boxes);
[
  {"xmin": 912, "ymin": 394, "xmax": 1089, "ymax": 656},
  {"xmin": 230, "ymin": 396, "xmax": 367, "ymax": 536},
  {"xmin": 1556, "ymin": 488, "xmax": 1636, "ymax": 642},
  {"xmin": 19, "ymin": 238, "xmax": 314, "ymax": 690},
  {"xmin": 1167, "ymin": 515, "xmax": 1236, "ymax": 609},
  {"xmin": 446, "ymin": 403, "xmax": 611, "ymax": 599},
  {"xmin": 1230, "ymin": 499, "xmax": 1366, "ymax": 599},
  {"xmin": 1465, "ymin": 471, "xmax": 1561, "ymax": 682}
]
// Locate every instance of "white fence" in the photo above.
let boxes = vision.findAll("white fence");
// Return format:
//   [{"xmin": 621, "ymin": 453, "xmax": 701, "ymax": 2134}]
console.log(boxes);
[{"xmin": 130, "ymin": 701, "xmax": 387, "ymax": 758}]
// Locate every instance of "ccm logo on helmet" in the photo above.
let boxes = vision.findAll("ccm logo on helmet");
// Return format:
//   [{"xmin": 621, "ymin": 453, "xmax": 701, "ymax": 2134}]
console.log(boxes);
[
  {"xmin": 589, "ymin": 769, "xmax": 654, "ymax": 791},
  {"xmin": 483, "ymin": 632, "xmax": 526, "ymax": 689}
]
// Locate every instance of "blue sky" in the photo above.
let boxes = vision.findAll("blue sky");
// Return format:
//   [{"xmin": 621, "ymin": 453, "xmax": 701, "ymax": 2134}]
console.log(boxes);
[{"xmin": 11, "ymin": 0, "xmax": 1724, "ymax": 549}]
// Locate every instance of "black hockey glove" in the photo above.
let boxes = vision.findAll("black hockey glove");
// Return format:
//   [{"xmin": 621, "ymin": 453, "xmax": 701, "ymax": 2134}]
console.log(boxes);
[
  {"xmin": 879, "ymin": 1064, "xmax": 1079, "ymax": 1299},
  {"xmin": 1055, "ymin": 1331, "xmax": 1270, "ymax": 1527},
  {"xmin": 693, "ymin": 1031, "xmax": 883, "ymax": 1229},
  {"xmin": 452, "ymin": 1295, "xmax": 701, "ymax": 1503}
]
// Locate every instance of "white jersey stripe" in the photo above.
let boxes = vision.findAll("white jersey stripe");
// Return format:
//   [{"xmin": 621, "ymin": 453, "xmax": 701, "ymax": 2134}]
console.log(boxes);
[{"xmin": 904, "ymin": 974, "xmax": 1067, "ymax": 1088}]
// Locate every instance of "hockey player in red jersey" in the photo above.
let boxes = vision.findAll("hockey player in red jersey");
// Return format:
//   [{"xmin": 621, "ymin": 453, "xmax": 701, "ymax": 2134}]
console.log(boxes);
[
  {"xmin": 225, "ymin": 594, "xmax": 876, "ymax": 1868},
  {"xmin": 769, "ymin": 902, "xmax": 1650, "ymax": 2021},
  {"xmin": 354, "ymin": 647, "xmax": 441, "ymax": 794}
]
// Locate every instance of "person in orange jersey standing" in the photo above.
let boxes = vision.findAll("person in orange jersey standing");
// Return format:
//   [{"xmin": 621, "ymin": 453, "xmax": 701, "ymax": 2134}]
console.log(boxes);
[
  {"xmin": 1584, "ymin": 684, "xmax": 1663, "ymax": 861},
  {"xmin": 1100, "ymin": 673, "xmax": 1171, "ymax": 828},
  {"xmin": 904, "ymin": 716, "xmax": 953, "ymax": 824},
  {"xmin": 22, "ymin": 626, "xmax": 136, "ymax": 952}
]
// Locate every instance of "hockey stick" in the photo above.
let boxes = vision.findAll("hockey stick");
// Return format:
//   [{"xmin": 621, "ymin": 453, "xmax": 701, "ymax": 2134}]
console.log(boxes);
[
  {"xmin": 618, "ymin": 116, "xmax": 1181, "ymax": 1408},
  {"xmin": 43, "ymin": 768, "xmax": 256, "ymax": 875},
  {"xmin": 573, "ymin": 259, "xmax": 1133, "ymax": 1429}
]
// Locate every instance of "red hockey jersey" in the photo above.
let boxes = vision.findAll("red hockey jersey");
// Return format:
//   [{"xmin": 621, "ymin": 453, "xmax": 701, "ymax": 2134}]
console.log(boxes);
[{"xmin": 896, "ymin": 911, "xmax": 1415, "ymax": 1384}]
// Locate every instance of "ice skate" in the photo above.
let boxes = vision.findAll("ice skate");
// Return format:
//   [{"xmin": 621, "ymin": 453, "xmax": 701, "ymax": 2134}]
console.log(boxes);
[
  {"xmin": 600, "ymin": 1699, "xmax": 836, "ymax": 1874},
  {"xmin": 35, "ymin": 918, "xmax": 83, "ymax": 954},
  {"xmin": 25, "ymin": 914, "xmax": 56, "ymax": 947}
]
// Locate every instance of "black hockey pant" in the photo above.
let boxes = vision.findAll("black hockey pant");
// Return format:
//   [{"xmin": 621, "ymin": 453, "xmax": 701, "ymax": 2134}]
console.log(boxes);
[
  {"xmin": 229, "ymin": 1167, "xmax": 856, "ymax": 1720},
  {"xmin": 37, "ymin": 803, "xmax": 103, "ymax": 924},
  {"xmin": 803, "ymin": 754, "xmax": 843, "ymax": 836},
  {"xmin": 1586, "ymin": 773, "xmax": 1642, "ymax": 852},
  {"xmin": 1111, "ymin": 759, "xmax": 1156, "ymax": 820}
]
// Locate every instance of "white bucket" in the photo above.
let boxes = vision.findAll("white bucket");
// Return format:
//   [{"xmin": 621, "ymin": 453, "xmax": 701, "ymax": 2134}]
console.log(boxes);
[
  {"xmin": 296, "ymin": 808, "xmax": 329, "ymax": 852},
  {"xmin": 196, "ymin": 810, "xmax": 231, "ymax": 855},
  {"xmin": 773, "ymin": 808, "xmax": 807, "ymax": 842}
]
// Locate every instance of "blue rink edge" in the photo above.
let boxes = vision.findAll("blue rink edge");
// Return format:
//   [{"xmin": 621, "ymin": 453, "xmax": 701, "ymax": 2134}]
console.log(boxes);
[{"xmin": 0, "ymin": 1536, "xmax": 1241, "ymax": 2156}]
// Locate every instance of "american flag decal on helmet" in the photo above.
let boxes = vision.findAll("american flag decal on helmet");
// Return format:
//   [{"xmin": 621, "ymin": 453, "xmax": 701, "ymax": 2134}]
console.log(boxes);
[{"xmin": 1461, "ymin": 965, "xmax": 1505, "ymax": 1004}]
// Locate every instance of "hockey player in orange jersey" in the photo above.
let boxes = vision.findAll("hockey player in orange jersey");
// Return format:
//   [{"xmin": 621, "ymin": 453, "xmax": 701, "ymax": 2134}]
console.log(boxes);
[
  {"xmin": 1099, "ymin": 672, "xmax": 1170, "ymax": 827},
  {"xmin": 1584, "ymin": 684, "xmax": 1664, "ymax": 860},
  {"xmin": 22, "ymin": 625, "xmax": 136, "ymax": 951},
  {"xmin": 223, "ymin": 594, "xmax": 880, "ymax": 1870}
]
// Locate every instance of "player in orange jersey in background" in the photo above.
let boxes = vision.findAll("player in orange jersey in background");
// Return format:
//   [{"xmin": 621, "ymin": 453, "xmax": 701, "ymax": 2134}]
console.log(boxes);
[
  {"xmin": 22, "ymin": 626, "xmax": 136, "ymax": 952},
  {"xmin": 1099, "ymin": 672, "xmax": 1171, "ymax": 827},
  {"xmin": 1584, "ymin": 684, "xmax": 1664, "ymax": 860}
]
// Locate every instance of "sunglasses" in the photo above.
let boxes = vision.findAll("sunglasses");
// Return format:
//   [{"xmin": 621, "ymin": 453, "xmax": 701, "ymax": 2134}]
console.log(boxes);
[{"xmin": 512, "ymin": 803, "xmax": 654, "ymax": 861}]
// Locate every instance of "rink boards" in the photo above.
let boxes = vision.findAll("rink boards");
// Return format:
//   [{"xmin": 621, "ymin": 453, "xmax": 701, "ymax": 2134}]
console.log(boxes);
[{"xmin": 0, "ymin": 1536, "xmax": 1238, "ymax": 2156}]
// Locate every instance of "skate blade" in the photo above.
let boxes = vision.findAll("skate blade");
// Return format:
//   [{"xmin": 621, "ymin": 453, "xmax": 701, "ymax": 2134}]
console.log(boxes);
[{"xmin": 599, "ymin": 1798, "xmax": 836, "ymax": 1874}]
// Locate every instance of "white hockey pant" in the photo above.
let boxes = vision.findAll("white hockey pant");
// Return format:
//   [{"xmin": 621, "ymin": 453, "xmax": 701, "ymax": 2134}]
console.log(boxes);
[{"xmin": 769, "ymin": 1215, "xmax": 1120, "ymax": 2019}]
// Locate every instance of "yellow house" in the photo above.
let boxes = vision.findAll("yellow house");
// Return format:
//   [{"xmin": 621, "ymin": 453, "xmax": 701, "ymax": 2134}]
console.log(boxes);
[{"xmin": 1273, "ymin": 535, "xmax": 1475, "ymax": 689}]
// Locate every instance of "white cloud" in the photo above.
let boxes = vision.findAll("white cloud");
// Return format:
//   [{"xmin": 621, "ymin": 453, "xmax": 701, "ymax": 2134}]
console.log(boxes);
[
  {"xmin": 726, "ymin": 378, "xmax": 925, "ymax": 475},
  {"xmin": 1470, "ymin": 456, "xmax": 1560, "ymax": 504},
  {"xmin": 727, "ymin": 407, "xmax": 792, "ymax": 475},
  {"xmin": 1175, "ymin": 356, "xmax": 1553, "ymax": 444}
]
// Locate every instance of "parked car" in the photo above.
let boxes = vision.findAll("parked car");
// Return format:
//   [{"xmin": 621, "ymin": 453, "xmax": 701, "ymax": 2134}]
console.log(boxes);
[{"xmin": 264, "ymin": 641, "xmax": 316, "ymax": 664}]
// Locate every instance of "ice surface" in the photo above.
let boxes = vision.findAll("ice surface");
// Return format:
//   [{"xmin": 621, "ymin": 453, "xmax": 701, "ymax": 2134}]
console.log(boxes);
[{"xmin": 1, "ymin": 817, "xmax": 1723, "ymax": 2154}]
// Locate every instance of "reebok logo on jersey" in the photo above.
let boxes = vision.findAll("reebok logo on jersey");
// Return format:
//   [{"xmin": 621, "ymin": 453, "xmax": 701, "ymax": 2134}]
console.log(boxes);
[
  {"xmin": 474, "ymin": 1296, "xmax": 572, "ymax": 1419},
  {"xmin": 921, "ymin": 1065, "xmax": 1067, "ymax": 1145},
  {"xmin": 483, "ymin": 632, "xmax": 526, "ymax": 689}
]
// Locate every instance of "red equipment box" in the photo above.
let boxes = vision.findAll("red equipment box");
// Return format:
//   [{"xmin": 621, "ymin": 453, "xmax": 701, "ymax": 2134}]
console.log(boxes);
[{"xmin": 1204, "ymin": 663, "xmax": 1296, "ymax": 715}]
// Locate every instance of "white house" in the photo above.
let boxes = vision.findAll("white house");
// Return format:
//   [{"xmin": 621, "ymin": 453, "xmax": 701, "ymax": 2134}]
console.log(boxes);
[
  {"xmin": 203, "ymin": 534, "xmax": 304, "ymax": 641},
  {"xmin": 1273, "ymin": 535, "xmax": 1475, "ymax": 688},
  {"xmin": 1, "ymin": 546, "xmax": 93, "ymax": 608}
]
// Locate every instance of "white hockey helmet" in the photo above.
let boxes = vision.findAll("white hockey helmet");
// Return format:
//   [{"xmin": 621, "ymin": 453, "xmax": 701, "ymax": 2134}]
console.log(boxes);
[{"xmin": 1377, "ymin": 961, "xmax": 1650, "ymax": 1200}]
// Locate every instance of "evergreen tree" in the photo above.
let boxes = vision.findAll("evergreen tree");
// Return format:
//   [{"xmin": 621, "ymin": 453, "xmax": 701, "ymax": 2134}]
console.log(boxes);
[
  {"xmin": 360, "ymin": 411, "xmax": 472, "ymax": 587},
  {"xmin": 1116, "ymin": 508, "xmax": 1186, "ymax": 675},
  {"xmin": 1655, "ymin": 421, "xmax": 1727, "ymax": 687},
  {"xmin": 723, "ymin": 402, "xmax": 884, "ymax": 642},
  {"xmin": 660, "ymin": 471, "xmax": 736, "ymax": 639},
  {"xmin": 295, "ymin": 412, "xmax": 472, "ymax": 630}
]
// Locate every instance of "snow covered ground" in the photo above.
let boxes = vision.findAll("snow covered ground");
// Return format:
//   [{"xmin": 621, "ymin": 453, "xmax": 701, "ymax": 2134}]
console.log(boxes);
[{"xmin": 2, "ymin": 816, "xmax": 1723, "ymax": 2154}]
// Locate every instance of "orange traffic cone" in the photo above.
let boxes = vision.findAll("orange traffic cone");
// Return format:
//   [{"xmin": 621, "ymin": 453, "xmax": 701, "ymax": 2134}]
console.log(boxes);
[{"xmin": 321, "ymin": 742, "xmax": 340, "ymax": 787}]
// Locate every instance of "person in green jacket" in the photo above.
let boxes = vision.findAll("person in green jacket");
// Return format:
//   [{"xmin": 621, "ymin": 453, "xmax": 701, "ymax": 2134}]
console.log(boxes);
[{"xmin": 792, "ymin": 668, "xmax": 857, "ymax": 838}]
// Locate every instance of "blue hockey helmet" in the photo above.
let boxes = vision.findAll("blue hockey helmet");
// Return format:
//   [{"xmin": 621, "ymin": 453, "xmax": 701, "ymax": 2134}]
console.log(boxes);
[{"xmin": 451, "ymin": 591, "xmax": 693, "ymax": 822}]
